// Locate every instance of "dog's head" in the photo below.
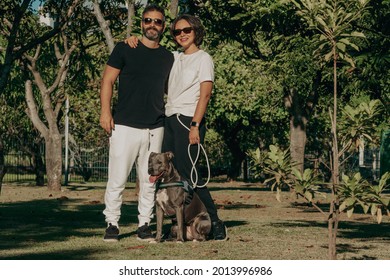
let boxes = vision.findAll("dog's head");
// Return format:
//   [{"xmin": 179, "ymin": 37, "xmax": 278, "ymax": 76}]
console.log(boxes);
[{"xmin": 148, "ymin": 151, "xmax": 175, "ymax": 183}]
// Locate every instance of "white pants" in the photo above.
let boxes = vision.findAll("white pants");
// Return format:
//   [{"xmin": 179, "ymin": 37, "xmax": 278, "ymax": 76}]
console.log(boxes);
[{"xmin": 103, "ymin": 125, "xmax": 164, "ymax": 227}]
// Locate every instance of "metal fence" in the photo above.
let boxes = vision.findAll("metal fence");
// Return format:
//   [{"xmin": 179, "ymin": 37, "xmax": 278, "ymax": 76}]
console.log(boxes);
[
  {"xmin": 242, "ymin": 148, "xmax": 381, "ymax": 182},
  {"xmin": 2, "ymin": 141, "xmax": 382, "ymax": 184},
  {"xmin": 3, "ymin": 142, "xmax": 136, "ymax": 184}
]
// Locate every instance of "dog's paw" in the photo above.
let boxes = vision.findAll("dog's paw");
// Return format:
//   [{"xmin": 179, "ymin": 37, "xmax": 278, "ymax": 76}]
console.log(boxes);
[{"xmin": 149, "ymin": 240, "xmax": 158, "ymax": 244}]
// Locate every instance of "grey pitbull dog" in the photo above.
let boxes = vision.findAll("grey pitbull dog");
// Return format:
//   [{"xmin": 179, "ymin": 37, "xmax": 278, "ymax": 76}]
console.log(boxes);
[{"xmin": 148, "ymin": 151, "xmax": 211, "ymax": 242}]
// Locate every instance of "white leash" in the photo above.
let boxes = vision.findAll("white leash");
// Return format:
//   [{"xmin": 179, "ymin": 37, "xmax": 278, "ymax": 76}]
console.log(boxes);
[{"xmin": 176, "ymin": 114, "xmax": 210, "ymax": 188}]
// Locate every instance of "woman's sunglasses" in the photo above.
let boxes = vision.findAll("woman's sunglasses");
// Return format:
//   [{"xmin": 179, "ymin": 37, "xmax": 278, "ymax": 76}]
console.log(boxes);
[
  {"xmin": 172, "ymin": 27, "xmax": 193, "ymax": 37},
  {"xmin": 143, "ymin": 18, "xmax": 164, "ymax": 27}
]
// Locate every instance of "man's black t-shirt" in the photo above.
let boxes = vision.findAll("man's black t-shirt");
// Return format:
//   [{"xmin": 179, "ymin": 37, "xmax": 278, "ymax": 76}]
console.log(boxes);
[{"xmin": 107, "ymin": 41, "xmax": 174, "ymax": 129}]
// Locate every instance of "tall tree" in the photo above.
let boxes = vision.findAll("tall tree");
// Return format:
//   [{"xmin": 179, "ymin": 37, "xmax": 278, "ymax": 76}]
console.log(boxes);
[
  {"xmin": 0, "ymin": 0, "xmax": 81, "ymax": 188},
  {"xmin": 24, "ymin": 37, "xmax": 76, "ymax": 191}
]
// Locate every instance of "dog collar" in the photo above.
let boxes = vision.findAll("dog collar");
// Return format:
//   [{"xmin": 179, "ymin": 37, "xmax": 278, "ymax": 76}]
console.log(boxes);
[{"xmin": 157, "ymin": 180, "xmax": 192, "ymax": 192}]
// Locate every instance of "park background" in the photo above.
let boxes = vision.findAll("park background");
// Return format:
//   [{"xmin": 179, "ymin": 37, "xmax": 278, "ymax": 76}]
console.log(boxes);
[{"xmin": 0, "ymin": 0, "xmax": 389, "ymax": 260}]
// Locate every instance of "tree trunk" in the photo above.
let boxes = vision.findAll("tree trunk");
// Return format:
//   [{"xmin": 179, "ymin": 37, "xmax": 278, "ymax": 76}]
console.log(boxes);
[
  {"xmin": 290, "ymin": 115, "xmax": 307, "ymax": 174},
  {"xmin": 328, "ymin": 45, "xmax": 340, "ymax": 260},
  {"xmin": 0, "ymin": 137, "xmax": 6, "ymax": 194},
  {"xmin": 285, "ymin": 88, "xmax": 308, "ymax": 174},
  {"xmin": 170, "ymin": 0, "xmax": 179, "ymax": 17},
  {"xmin": 225, "ymin": 138, "xmax": 245, "ymax": 181},
  {"xmin": 18, "ymin": 140, "xmax": 46, "ymax": 186},
  {"xmin": 45, "ymin": 133, "xmax": 62, "ymax": 191},
  {"xmin": 93, "ymin": 0, "xmax": 115, "ymax": 53},
  {"xmin": 243, "ymin": 158, "xmax": 248, "ymax": 182},
  {"xmin": 328, "ymin": 198, "xmax": 340, "ymax": 260},
  {"xmin": 126, "ymin": 0, "xmax": 136, "ymax": 37},
  {"xmin": 32, "ymin": 145, "xmax": 45, "ymax": 186}
]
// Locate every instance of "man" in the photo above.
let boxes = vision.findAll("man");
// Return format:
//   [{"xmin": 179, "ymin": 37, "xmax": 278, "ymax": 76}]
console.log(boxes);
[{"xmin": 100, "ymin": 4, "xmax": 174, "ymax": 242}]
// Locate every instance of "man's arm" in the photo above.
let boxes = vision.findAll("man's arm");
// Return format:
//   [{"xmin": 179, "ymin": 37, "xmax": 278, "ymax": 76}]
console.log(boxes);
[{"xmin": 99, "ymin": 65, "xmax": 120, "ymax": 134}]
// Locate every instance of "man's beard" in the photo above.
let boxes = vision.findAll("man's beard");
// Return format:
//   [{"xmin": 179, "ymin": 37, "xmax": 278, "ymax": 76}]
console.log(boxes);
[{"xmin": 143, "ymin": 26, "xmax": 163, "ymax": 41}]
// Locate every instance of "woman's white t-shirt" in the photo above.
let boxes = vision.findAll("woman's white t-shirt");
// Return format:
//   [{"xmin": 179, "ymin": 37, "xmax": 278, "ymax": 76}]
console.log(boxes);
[{"xmin": 165, "ymin": 50, "xmax": 214, "ymax": 117}]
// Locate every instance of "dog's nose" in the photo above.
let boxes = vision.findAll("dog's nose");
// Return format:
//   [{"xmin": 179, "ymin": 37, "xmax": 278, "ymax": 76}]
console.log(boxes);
[{"xmin": 148, "ymin": 167, "xmax": 156, "ymax": 174}]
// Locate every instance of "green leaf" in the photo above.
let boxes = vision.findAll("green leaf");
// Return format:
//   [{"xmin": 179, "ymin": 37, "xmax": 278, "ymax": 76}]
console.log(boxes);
[
  {"xmin": 347, "ymin": 208, "xmax": 354, "ymax": 218},
  {"xmin": 304, "ymin": 191, "xmax": 313, "ymax": 202},
  {"xmin": 344, "ymin": 55, "xmax": 355, "ymax": 67},
  {"xmin": 336, "ymin": 42, "xmax": 346, "ymax": 52},
  {"xmin": 362, "ymin": 204, "xmax": 369, "ymax": 214},
  {"xmin": 342, "ymin": 173, "xmax": 349, "ymax": 183},
  {"xmin": 371, "ymin": 204, "xmax": 378, "ymax": 216},
  {"xmin": 316, "ymin": 16, "xmax": 328, "ymax": 30},
  {"xmin": 339, "ymin": 200, "xmax": 348, "ymax": 212},
  {"xmin": 380, "ymin": 197, "xmax": 390, "ymax": 206},
  {"xmin": 324, "ymin": 51, "xmax": 333, "ymax": 61},
  {"xmin": 303, "ymin": 168, "xmax": 312, "ymax": 181},
  {"xmin": 292, "ymin": 167, "xmax": 302, "ymax": 180},
  {"xmin": 377, "ymin": 208, "xmax": 383, "ymax": 224},
  {"xmin": 353, "ymin": 173, "xmax": 362, "ymax": 181},
  {"xmin": 350, "ymin": 31, "xmax": 365, "ymax": 38}
]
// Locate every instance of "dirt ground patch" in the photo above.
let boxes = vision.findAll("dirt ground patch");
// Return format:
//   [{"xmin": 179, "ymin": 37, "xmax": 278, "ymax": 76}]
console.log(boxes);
[{"xmin": 0, "ymin": 181, "xmax": 389, "ymax": 260}]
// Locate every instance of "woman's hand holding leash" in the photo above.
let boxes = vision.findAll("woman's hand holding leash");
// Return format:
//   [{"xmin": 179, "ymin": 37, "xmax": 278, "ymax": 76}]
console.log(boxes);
[{"xmin": 189, "ymin": 127, "xmax": 200, "ymax": 144}]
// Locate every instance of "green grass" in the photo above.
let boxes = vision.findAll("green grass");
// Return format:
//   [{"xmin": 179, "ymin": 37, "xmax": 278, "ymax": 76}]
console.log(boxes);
[{"xmin": 0, "ymin": 182, "xmax": 389, "ymax": 260}]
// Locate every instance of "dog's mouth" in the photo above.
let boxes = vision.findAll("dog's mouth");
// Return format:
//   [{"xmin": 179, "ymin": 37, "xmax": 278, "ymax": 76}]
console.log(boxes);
[{"xmin": 149, "ymin": 171, "xmax": 164, "ymax": 183}]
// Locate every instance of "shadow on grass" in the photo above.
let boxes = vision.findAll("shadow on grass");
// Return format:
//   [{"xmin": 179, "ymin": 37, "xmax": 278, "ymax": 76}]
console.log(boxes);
[
  {"xmin": 208, "ymin": 185, "xmax": 271, "ymax": 192},
  {"xmin": 2, "ymin": 248, "xmax": 111, "ymax": 260},
  {"xmin": 0, "ymin": 197, "xmax": 138, "ymax": 254},
  {"xmin": 289, "ymin": 202, "xmax": 330, "ymax": 213},
  {"xmin": 0, "ymin": 195, "xmax": 247, "ymax": 259},
  {"xmin": 270, "ymin": 220, "xmax": 390, "ymax": 259}
]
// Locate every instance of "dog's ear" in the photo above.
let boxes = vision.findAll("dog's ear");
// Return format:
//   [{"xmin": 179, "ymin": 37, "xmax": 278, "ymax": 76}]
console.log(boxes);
[
  {"xmin": 166, "ymin": 151, "xmax": 174, "ymax": 160},
  {"xmin": 149, "ymin": 152, "xmax": 156, "ymax": 159}
]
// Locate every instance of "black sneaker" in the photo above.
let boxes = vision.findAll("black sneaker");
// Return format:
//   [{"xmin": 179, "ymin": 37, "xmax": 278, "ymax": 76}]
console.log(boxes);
[
  {"xmin": 104, "ymin": 223, "xmax": 119, "ymax": 242},
  {"xmin": 212, "ymin": 220, "xmax": 228, "ymax": 241},
  {"xmin": 136, "ymin": 223, "xmax": 154, "ymax": 241}
]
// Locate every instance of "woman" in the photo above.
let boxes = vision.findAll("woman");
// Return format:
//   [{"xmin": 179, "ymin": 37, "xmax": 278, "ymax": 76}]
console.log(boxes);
[
  {"xmin": 128, "ymin": 14, "xmax": 227, "ymax": 241},
  {"xmin": 164, "ymin": 14, "xmax": 227, "ymax": 241}
]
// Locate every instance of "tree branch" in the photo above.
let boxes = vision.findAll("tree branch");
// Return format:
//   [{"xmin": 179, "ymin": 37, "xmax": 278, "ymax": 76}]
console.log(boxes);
[
  {"xmin": 92, "ymin": 0, "xmax": 115, "ymax": 53},
  {"xmin": 297, "ymin": 192, "xmax": 327, "ymax": 216},
  {"xmin": 0, "ymin": 0, "xmax": 32, "ymax": 96},
  {"xmin": 25, "ymin": 80, "xmax": 49, "ymax": 138},
  {"xmin": 126, "ymin": 0, "xmax": 135, "ymax": 37},
  {"xmin": 170, "ymin": 0, "xmax": 179, "ymax": 17},
  {"xmin": 47, "ymin": 44, "xmax": 76, "ymax": 95}
]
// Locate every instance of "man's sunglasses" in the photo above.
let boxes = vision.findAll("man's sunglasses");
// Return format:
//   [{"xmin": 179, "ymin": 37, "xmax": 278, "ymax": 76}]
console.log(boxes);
[
  {"xmin": 172, "ymin": 27, "xmax": 193, "ymax": 37},
  {"xmin": 143, "ymin": 18, "xmax": 164, "ymax": 27}
]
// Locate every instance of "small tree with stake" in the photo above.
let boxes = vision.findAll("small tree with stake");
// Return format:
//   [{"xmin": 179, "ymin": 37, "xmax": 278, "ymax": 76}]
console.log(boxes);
[{"xmin": 290, "ymin": 0, "xmax": 378, "ymax": 259}]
